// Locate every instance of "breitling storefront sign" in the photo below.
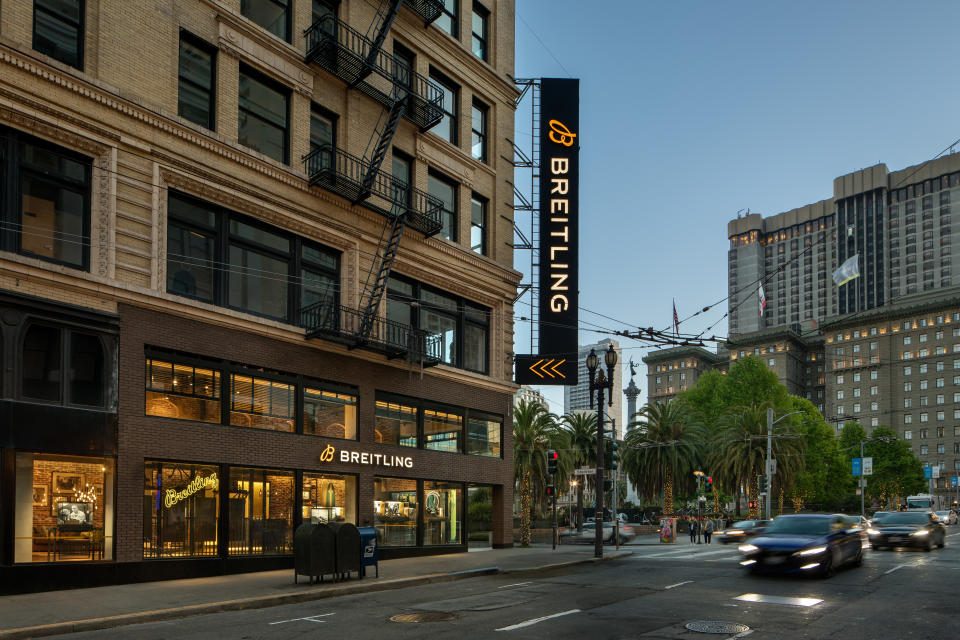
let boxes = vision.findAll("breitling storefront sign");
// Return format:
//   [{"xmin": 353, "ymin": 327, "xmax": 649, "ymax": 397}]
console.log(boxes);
[{"xmin": 319, "ymin": 444, "xmax": 414, "ymax": 469}]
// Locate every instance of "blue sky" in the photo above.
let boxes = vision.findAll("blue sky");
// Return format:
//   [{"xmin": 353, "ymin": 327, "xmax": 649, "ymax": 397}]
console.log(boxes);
[{"xmin": 512, "ymin": 0, "xmax": 960, "ymax": 417}]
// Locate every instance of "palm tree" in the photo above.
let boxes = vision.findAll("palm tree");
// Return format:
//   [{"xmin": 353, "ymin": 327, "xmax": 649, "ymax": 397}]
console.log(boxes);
[
  {"xmin": 709, "ymin": 403, "xmax": 804, "ymax": 519},
  {"xmin": 623, "ymin": 400, "xmax": 704, "ymax": 516},
  {"xmin": 513, "ymin": 399, "xmax": 566, "ymax": 546},
  {"xmin": 560, "ymin": 411, "xmax": 596, "ymax": 531}
]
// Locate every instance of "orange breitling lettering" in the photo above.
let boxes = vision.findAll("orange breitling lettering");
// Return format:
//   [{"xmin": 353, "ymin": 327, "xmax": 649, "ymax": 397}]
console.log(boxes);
[
  {"xmin": 548, "ymin": 119, "xmax": 577, "ymax": 147},
  {"xmin": 319, "ymin": 444, "xmax": 335, "ymax": 462}
]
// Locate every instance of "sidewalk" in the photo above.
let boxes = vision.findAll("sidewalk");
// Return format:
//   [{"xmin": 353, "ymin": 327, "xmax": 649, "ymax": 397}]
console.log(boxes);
[{"xmin": 0, "ymin": 544, "xmax": 632, "ymax": 639}]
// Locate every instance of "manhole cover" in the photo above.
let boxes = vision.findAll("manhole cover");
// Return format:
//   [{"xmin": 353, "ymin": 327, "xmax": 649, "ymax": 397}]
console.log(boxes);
[
  {"xmin": 684, "ymin": 621, "xmax": 750, "ymax": 634},
  {"xmin": 390, "ymin": 612, "xmax": 458, "ymax": 623}
]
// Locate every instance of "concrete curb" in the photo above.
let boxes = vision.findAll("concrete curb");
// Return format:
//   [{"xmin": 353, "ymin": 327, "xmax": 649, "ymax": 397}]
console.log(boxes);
[{"xmin": 0, "ymin": 552, "xmax": 631, "ymax": 639}]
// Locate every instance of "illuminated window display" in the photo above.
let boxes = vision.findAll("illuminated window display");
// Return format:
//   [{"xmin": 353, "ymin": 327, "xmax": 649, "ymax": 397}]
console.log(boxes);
[
  {"xmin": 228, "ymin": 467, "xmax": 294, "ymax": 555},
  {"xmin": 303, "ymin": 387, "xmax": 357, "ymax": 439},
  {"xmin": 145, "ymin": 359, "xmax": 220, "ymax": 423},
  {"xmin": 424, "ymin": 408, "xmax": 462, "ymax": 452},
  {"xmin": 373, "ymin": 477, "xmax": 417, "ymax": 546},
  {"xmin": 143, "ymin": 461, "xmax": 219, "ymax": 559},
  {"xmin": 14, "ymin": 453, "xmax": 115, "ymax": 563},
  {"xmin": 424, "ymin": 481, "xmax": 462, "ymax": 545},
  {"xmin": 302, "ymin": 473, "xmax": 357, "ymax": 524},
  {"xmin": 375, "ymin": 400, "xmax": 418, "ymax": 447}
]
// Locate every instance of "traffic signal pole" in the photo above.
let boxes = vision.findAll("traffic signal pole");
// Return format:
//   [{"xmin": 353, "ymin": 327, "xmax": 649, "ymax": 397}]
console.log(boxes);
[{"xmin": 766, "ymin": 408, "xmax": 773, "ymax": 521}]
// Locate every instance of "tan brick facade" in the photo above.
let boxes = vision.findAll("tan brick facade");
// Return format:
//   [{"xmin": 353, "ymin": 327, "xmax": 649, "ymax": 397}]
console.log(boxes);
[{"xmin": 0, "ymin": 0, "xmax": 519, "ymax": 589}]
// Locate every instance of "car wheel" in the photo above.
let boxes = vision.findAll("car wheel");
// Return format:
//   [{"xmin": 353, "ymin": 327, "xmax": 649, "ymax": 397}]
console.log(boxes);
[
  {"xmin": 853, "ymin": 547, "xmax": 863, "ymax": 566},
  {"xmin": 924, "ymin": 537, "xmax": 933, "ymax": 552},
  {"xmin": 874, "ymin": 544, "xmax": 886, "ymax": 551},
  {"xmin": 938, "ymin": 534, "xmax": 946, "ymax": 549},
  {"xmin": 820, "ymin": 552, "xmax": 836, "ymax": 578}
]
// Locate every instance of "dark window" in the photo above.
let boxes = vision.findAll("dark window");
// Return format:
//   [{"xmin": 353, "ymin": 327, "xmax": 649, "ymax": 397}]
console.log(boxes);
[
  {"xmin": 312, "ymin": 0, "xmax": 337, "ymax": 24},
  {"xmin": 436, "ymin": 0, "xmax": 459, "ymax": 37},
  {"xmin": 471, "ymin": 99, "xmax": 487, "ymax": 162},
  {"xmin": 178, "ymin": 33, "xmax": 216, "ymax": 130},
  {"xmin": 471, "ymin": 2, "xmax": 488, "ymax": 60},
  {"xmin": 22, "ymin": 325, "xmax": 61, "ymax": 401},
  {"xmin": 239, "ymin": 67, "xmax": 289, "ymax": 163},
  {"xmin": 166, "ymin": 193, "xmax": 339, "ymax": 323},
  {"xmin": 470, "ymin": 193, "xmax": 486, "ymax": 255},
  {"xmin": 428, "ymin": 170, "xmax": 457, "ymax": 241},
  {"xmin": 466, "ymin": 411, "xmax": 501, "ymax": 457},
  {"xmin": 391, "ymin": 151, "xmax": 412, "ymax": 217},
  {"xmin": 309, "ymin": 104, "xmax": 336, "ymax": 157},
  {"xmin": 385, "ymin": 274, "xmax": 488, "ymax": 373},
  {"xmin": 430, "ymin": 71, "xmax": 458, "ymax": 146},
  {"xmin": 33, "ymin": 0, "xmax": 84, "ymax": 70},
  {"xmin": 14, "ymin": 132, "xmax": 91, "ymax": 269},
  {"xmin": 241, "ymin": 0, "xmax": 290, "ymax": 41},
  {"xmin": 392, "ymin": 43, "xmax": 415, "ymax": 92},
  {"xmin": 69, "ymin": 332, "xmax": 103, "ymax": 406}
]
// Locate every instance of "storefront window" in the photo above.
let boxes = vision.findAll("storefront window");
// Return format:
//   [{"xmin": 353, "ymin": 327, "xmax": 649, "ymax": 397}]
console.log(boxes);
[
  {"xmin": 466, "ymin": 413, "xmax": 501, "ymax": 457},
  {"xmin": 229, "ymin": 373, "xmax": 295, "ymax": 432},
  {"xmin": 375, "ymin": 400, "xmax": 418, "ymax": 447},
  {"xmin": 144, "ymin": 461, "xmax": 218, "ymax": 558},
  {"xmin": 15, "ymin": 453, "xmax": 115, "ymax": 563},
  {"xmin": 228, "ymin": 467, "xmax": 294, "ymax": 555},
  {"xmin": 303, "ymin": 473, "xmax": 357, "ymax": 524},
  {"xmin": 145, "ymin": 359, "xmax": 220, "ymax": 423},
  {"xmin": 424, "ymin": 408, "xmax": 462, "ymax": 452},
  {"xmin": 374, "ymin": 477, "xmax": 417, "ymax": 547},
  {"xmin": 303, "ymin": 387, "xmax": 357, "ymax": 439},
  {"xmin": 423, "ymin": 481, "xmax": 462, "ymax": 545}
]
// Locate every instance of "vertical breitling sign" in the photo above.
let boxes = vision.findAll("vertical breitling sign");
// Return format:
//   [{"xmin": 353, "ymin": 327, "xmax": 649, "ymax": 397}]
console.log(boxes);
[{"xmin": 515, "ymin": 78, "xmax": 579, "ymax": 386}]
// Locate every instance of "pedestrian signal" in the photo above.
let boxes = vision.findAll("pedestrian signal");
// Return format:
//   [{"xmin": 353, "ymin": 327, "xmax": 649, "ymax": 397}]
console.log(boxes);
[
  {"xmin": 546, "ymin": 484, "xmax": 556, "ymax": 498},
  {"xmin": 547, "ymin": 450, "xmax": 558, "ymax": 475},
  {"xmin": 748, "ymin": 500, "xmax": 758, "ymax": 509}
]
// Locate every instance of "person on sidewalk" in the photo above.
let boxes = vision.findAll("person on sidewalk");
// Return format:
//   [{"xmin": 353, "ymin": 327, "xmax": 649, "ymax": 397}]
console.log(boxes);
[
  {"xmin": 689, "ymin": 518, "xmax": 697, "ymax": 543},
  {"xmin": 704, "ymin": 519, "xmax": 713, "ymax": 544}
]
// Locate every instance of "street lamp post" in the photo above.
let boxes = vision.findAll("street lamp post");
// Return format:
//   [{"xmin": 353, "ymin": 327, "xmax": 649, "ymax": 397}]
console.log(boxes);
[
  {"xmin": 765, "ymin": 409, "xmax": 803, "ymax": 521},
  {"xmin": 858, "ymin": 436, "xmax": 894, "ymax": 517},
  {"xmin": 587, "ymin": 344, "xmax": 617, "ymax": 559}
]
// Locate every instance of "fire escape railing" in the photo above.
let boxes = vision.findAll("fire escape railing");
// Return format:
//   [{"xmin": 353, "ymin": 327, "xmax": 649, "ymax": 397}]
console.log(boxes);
[{"xmin": 305, "ymin": 144, "xmax": 443, "ymax": 237}]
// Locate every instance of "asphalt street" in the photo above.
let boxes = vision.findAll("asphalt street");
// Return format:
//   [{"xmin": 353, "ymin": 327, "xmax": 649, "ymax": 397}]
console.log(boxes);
[{"xmin": 57, "ymin": 531, "xmax": 960, "ymax": 640}]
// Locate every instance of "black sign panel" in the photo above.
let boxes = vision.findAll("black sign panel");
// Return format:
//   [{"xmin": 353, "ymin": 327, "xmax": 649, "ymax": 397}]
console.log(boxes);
[
  {"xmin": 515, "ymin": 353, "xmax": 577, "ymax": 385},
  {"xmin": 531, "ymin": 78, "xmax": 579, "ymax": 385}
]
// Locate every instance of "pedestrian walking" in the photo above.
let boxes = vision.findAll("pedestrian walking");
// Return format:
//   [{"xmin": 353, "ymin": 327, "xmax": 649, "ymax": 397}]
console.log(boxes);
[
  {"xmin": 704, "ymin": 519, "xmax": 713, "ymax": 544},
  {"xmin": 689, "ymin": 518, "xmax": 697, "ymax": 543}
]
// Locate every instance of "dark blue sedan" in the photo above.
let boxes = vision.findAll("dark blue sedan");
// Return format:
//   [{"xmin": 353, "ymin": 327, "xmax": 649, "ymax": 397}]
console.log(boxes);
[{"xmin": 738, "ymin": 514, "xmax": 863, "ymax": 578}]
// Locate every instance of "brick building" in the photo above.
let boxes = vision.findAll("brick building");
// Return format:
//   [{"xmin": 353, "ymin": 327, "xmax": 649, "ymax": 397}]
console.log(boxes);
[{"xmin": 0, "ymin": 0, "xmax": 519, "ymax": 592}]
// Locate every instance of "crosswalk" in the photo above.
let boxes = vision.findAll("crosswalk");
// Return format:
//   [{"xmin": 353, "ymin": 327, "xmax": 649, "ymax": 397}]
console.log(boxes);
[{"xmin": 626, "ymin": 545, "xmax": 743, "ymax": 563}]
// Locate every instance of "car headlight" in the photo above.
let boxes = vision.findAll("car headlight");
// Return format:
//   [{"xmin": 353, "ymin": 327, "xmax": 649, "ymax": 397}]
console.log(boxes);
[
  {"xmin": 738, "ymin": 544, "xmax": 758, "ymax": 553},
  {"xmin": 797, "ymin": 545, "xmax": 828, "ymax": 556},
  {"xmin": 727, "ymin": 530, "xmax": 743, "ymax": 535},
  {"xmin": 867, "ymin": 528, "xmax": 880, "ymax": 535},
  {"xmin": 910, "ymin": 529, "xmax": 929, "ymax": 537}
]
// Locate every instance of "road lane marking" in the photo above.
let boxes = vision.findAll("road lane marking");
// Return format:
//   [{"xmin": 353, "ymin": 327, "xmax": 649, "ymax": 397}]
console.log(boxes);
[
  {"xmin": 641, "ymin": 549, "xmax": 707, "ymax": 558},
  {"xmin": 734, "ymin": 593, "xmax": 822, "ymax": 607},
  {"xmin": 498, "ymin": 582, "xmax": 532, "ymax": 589},
  {"xmin": 884, "ymin": 564, "xmax": 907, "ymax": 575},
  {"xmin": 947, "ymin": 533, "xmax": 960, "ymax": 538},
  {"xmin": 496, "ymin": 609, "xmax": 581, "ymax": 631},
  {"xmin": 705, "ymin": 555, "xmax": 743, "ymax": 562},
  {"xmin": 269, "ymin": 613, "xmax": 334, "ymax": 625},
  {"xmin": 664, "ymin": 580, "xmax": 693, "ymax": 589}
]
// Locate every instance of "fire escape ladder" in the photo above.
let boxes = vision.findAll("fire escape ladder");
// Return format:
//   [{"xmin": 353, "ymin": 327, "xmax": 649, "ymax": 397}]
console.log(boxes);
[
  {"xmin": 366, "ymin": 0, "xmax": 404, "ymax": 71},
  {"xmin": 358, "ymin": 216, "xmax": 406, "ymax": 342},
  {"xmin": 355, "ymin": 94, "xmax": 407, "ymax": 203}
]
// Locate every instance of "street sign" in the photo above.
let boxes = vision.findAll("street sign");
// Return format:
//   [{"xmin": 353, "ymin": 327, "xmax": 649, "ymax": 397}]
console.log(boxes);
[
  {"xmin": 856, "ymin": 488, "xmax": 862, "ymax": 495},
  {"xmin": 860, "ymin": 478, "xmax": 868, "ymax": 488},
  {"xmin": 769, "ymin": 459, "xmax": 777, "ymax": 475},
  {"xmin": 952, "ymin": 476, "xmax": 959, "ymax": 488},
  {"xmin": 852, "ymin": 458, "xmax": 862, "ymax": 476},
  {"xmin": 924, "ymin": 466, "xmax": 933, "ymax": 479},
  {"xmin": 573, "ymin": 467, "xmax": 595, "ymax": 476},
  {"xmin": 862, "ymin": 457, "xmax": 873, "ymax": 476},
  {"xmin": 514, "ymin": 354, "xmax": 576, "ymax": 385}
]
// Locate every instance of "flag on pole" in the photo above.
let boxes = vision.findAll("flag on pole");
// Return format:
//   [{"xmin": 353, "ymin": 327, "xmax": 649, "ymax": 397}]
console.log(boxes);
[
  {"xmin": 672, "ymin": 299, "xmax": 679, "ymax": 337},
  {"xmin": 832, "ymin": 254, "xmax": 861, "ymax": 286},
  {"xmin": 759, "ymin": 284, "xmax": 767, "ymax": 317}
]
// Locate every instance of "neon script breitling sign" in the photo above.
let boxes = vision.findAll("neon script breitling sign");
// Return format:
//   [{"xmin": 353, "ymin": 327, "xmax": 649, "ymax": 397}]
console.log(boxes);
[
  {"xmin": 319, "ymin": 444, "xmax": 413, "ymax": 469},
  {"xmin": 164, "ymin": 473, "xmax": 219, "ymax": 508}
]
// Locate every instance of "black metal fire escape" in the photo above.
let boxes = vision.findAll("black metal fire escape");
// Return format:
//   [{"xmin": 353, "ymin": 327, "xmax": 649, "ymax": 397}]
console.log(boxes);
[{"xmin": 302, "ymin": 0, "xmax": 445, "ymax": 362}]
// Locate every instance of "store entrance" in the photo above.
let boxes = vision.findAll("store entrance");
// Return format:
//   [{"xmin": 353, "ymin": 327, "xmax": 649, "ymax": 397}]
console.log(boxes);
[{"xmin": 467, "ymin": 485, "xmax": 493, "ymax": 550}]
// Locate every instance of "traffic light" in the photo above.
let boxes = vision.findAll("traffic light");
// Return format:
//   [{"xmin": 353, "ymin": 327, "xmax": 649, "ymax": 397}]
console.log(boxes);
[
  {"xmin": 546, "ymin": 484, "xmax": 556, "ymax": 498},
  {"xmin": 547, "ymin": 450, "xmax": 558, "ymax": 475},
  {"xmin": 603, "ymin": 478, "xmax": 613, "ymax": 492},
  {"xmin": 748, "ymin": 500, "xmax": 757, "ymax": 510},
  {"xmin": 605, "ymin": 440, "xmax": 620, "ymax": 471},
  {"xmin": 758, "ymin": 475, "xmax": 768, "ymax": 493},
  {"xmin": 706, "ymin": 476, "xmax": 713, "ymax": 489}
]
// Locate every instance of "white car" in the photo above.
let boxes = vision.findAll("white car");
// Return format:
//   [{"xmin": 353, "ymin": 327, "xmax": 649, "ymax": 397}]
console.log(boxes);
[{"xmin": 934, "ymin": 510, "xmax": 957, "ymax": 525}]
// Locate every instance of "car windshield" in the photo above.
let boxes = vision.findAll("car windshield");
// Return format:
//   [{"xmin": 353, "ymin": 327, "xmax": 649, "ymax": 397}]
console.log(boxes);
[
  {"xmin": 731, "ymin": 521, "xmax": 756, "ymax": 529},
  {"xmin": 880, "ymin": 512, "xmax": 930, "ymax": 525},
  {"xmin": 907, "ymin": 498, "xmax": 932, "ymax": 509},
  {"xmin": 763, "ymin": 517, "xmax": 832, "ymax": 536},
  {"xmin": 871, "ymin": 512, "xmax": 891, "ymax": 521},
  {"xmin": 936, "ymin": 511, "xmax": 949, "ymax": 517}
]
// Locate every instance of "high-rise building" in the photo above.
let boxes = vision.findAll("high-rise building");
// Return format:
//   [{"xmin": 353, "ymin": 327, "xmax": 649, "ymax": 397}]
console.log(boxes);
[
  {"xmin": 564, "ymin": 339, "xmax": 623, "ymax": 439},
  {"xmin": 0, "ymin": 0, "xmax": 519, "ymax": 592},
  {"xmin": 515, "ymin": 385, "xmax": 548, "ymax": 410}
]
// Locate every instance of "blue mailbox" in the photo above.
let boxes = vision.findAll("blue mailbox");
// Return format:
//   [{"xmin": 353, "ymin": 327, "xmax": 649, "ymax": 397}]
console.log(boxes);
[{"xmin": 358, "ymin": 526, "xmax": 378, "ymax": 578}]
